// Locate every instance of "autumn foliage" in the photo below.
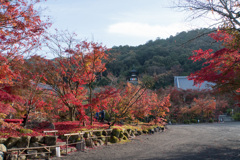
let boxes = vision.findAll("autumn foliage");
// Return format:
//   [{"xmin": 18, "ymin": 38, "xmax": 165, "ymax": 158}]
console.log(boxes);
[
  {"xmin": 189, "ymin": 30, "xmax": 240, "ymax": 100},
  {"xmin": 3, "ymin": 0, "xmax": 237, "ymax": 136},
  {"xmin": 0, "ymin": 0, "xmax": 49, "ymax": 129},
  {"xmin": 167, "ymin": 87, "xmax": 230, "ymax": 123}
]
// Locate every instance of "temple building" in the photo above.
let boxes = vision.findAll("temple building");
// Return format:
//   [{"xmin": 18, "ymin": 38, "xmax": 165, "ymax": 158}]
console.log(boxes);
[
  {"xmin": 127, "ymin": 68, "xmax": 138, "ymax": 85},
  {"xmin": 174, "ymin": 76, "xmax": 214, "ymax": 90}
]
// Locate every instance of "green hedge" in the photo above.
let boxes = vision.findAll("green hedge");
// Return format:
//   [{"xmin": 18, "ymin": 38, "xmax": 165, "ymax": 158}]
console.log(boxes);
[
  {"xmin": 183, "ymin": 120, "xmax": 190, "ymax": 124},
  {"xmin": 233, "ymin": 113, "xmax": 240, "ymax": 121}
]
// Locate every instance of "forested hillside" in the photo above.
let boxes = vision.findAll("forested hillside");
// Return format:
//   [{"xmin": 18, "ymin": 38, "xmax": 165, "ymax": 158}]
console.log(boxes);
[{"xmin": 102, "ymin": 28, "xmax": 222, "ymax": 89}]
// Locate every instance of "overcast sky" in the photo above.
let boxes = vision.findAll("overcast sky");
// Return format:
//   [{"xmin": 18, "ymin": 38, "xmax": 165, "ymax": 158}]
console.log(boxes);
[{"xmin": 38, "ymin": 0, "xmax": 213, "ymax": 48}]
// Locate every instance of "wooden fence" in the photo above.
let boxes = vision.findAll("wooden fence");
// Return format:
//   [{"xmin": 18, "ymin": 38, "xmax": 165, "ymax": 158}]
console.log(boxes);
[{"xmin": 5, "ymin": 128, "xmax": 113, "ymax": 159}]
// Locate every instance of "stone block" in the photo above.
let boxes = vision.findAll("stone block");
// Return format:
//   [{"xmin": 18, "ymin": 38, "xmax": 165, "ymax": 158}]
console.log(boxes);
[
  {"xmin": 0, "ymin": 144, "xmax": 6, "ymax": 152},
  {"xmin": 0, "ymin": 144, "xmax": 6, "ymax": 160},
  {"xmin": 109, "ymin": 136, "xmax": 119, "ymax": 143},
  {"xmin": 137, "ymin": 130, "xmax": 142, "ymax": 135},
  {"xmin": 123, "ymin": 132, "xmax": 130, "ymax": 138},
  {"xmin": 17, "ymin": 136, "xmax": 31, "ymax": 148},
  {"xmin": 111, "ymin": 129, "xmax": 121, "ymax": 138},
  {"xmin": 8, "ymin": 153, "xmax": 26, "ymax": 160},
  {"xmin": 61, "ymin": 147, "xmax": 77, "ymax": 155},
  {"xmin": 85, "ymin": 139, "xmax": 95, "ymax": 148},
  {"xmin": 94, "ymin": 131, "xmax": 102, "ymax": 137},
  {"xmin": 83, "ymin": 132, "xmax": 90, "ymax": 138},
  {"xmin": 76, "ymin": 140, "xmax": 85, "ymax": 151},
  {"xmin": 4, "ymin": 137, "xmax": 20, "ymax": 149},
  {"xmin": 102, "ymin": 130, "xmax": 107, "ymax": 136},
  {"xmin": 44, "ymin": 136, "xmax": 57, "ymax": 146},
  {"xmin": 30, "ymin": 136, "xmax": 44, "ymax": 143},
  {"xmin": 26, "ymin": 150, "xmax": 38, "ymax": 159},
  {"xmin": 127, "ymin": 129, "xmax": 132, "ymax": 134},
  {"xmin": 0, "ymin": 138, "xmax": 7, "ymax": 144},
  {"xmin": 69, "ymin": 135, "xmax": 78, "ymax": 143},
  {"xmin": 96, "ymin": 139, "xmax": 104, "ymax": 146},
  {"xmin": 0, "ymin": 152, "xmax": 3, "ymax": 160}
]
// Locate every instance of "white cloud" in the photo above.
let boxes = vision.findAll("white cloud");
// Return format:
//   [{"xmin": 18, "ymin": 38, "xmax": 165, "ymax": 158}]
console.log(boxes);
[{"xmin": 108, "ymin": 22, "xmax": 193, "ymax": 39}]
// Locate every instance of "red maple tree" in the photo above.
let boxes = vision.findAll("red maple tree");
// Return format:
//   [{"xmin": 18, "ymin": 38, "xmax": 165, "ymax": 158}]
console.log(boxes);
[
  {"xmin": 188, "ymin": 30, "xmax": 240, "ymax": 101},
  {"xmin": 41, "ymin": 31, "xmax": 110, "ymax": 123},
  {"xmin": 0, "ymin": 0, "xmax": 49, "ymax": 129},
  {"xmin": 0, "ymin": 0, "xmax": 49, "ymax": 119}
]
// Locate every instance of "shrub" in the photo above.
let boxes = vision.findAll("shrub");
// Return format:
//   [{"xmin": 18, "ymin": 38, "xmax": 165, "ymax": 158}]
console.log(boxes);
[
  {"xmin": 227, "ymin": 108, "xmax": 233, "ymax": 115},
  {"xmin": 233, "ymin": 113, "xmax": 240, "ymax": 121},
  {"xmin": 209, "ymin": 118, "xmax": 214, "ymax": 123},
  {"xmin": 111, "ymin": 128, "xmax": 121, "ymax": 138},
  {"xmin": 183, "ymin": 120, "xmax": 190, "ymax": 124},
  {"xmin": 0, "ymin": 133, "xmax": 10, "ymax": 136},
  {"xmin": 18, "ymin": 128, "xmax": 33, "ymax": 134},
  {"xmin": 171, "ymin": 119, "xmax": 177, "ymax": 124},
  {"xmin": 191, "ymin": 119, "xmax": 197, "ymax": 123}
]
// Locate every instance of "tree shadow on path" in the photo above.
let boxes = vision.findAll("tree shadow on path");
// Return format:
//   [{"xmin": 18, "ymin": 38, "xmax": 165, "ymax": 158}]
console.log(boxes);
[{"xmin": 143, "ymin": 146, "xmax": 240, "ymax": 160}]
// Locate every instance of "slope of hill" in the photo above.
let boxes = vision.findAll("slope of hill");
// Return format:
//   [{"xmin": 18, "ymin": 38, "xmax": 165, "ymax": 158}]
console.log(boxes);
[{"xmin": 103, "ymin": 28, "xmax": 221, "ymax": 89}]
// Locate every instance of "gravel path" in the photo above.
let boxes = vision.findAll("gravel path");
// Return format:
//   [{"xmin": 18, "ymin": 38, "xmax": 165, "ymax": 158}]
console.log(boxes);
[{"xmin": 53, "ymin": 122, "xmax": 240, "ymax": 160}]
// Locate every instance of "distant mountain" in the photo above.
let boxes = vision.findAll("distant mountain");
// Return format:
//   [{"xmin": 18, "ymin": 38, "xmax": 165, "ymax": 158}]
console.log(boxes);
[{"xmin": 100, "ymin": 28, "xmax": 222, "ymax": 89}]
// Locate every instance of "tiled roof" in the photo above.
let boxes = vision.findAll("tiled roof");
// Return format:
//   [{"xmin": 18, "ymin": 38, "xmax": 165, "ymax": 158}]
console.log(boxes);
[
  {"xmin": 174, "ymin": 76, "xmax": 214, "ymax": 90},
  {"xmin": 37, "ymin": 83, "xmax": 53, "ymax": 90}
]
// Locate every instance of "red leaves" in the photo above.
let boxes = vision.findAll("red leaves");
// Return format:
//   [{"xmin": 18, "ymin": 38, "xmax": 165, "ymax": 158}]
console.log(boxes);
[
  {"xmin": 149, "ymin": 93, "xmax": 171, "ymax": 124},
  {"xmin": 0, "ymin": 0, "xmax": 49, "ymax": 127},
  {"xmin": 61, "ymin": 93, "xmax": 86, "ymax": 107},
  {"xmin": 91, "ymin": 87, "xmax": 118, "ymax": 109},
  {"xmin": 100, "ymin": 83, "xmax": 171, "ymax": 126},
  {"xmin": 180, "ymin": 97, "xmax": 216, "ymax": 120},
  {"xmin": 38, "ymin": 32, "xmax": 110, "ymax": 122},
  {"xmin": 189, "ymin": 30, "xmax": 240, "ymax": 96},
  {"xmin": 0, "ymin": 0, "xmax": 49, "ymax": 55},
  {"xmin": 189, "ymin": 49, "xmax": 213, "ymax": 62}
]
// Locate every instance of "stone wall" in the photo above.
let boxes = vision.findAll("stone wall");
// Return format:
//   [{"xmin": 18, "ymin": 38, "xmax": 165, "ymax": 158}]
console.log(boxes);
[{"xmin": 0, "ymin": 126, "xmax": 164, "ymax": 159}]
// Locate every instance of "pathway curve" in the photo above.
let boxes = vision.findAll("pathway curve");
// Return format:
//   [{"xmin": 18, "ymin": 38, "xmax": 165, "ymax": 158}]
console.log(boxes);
[{"xmin": 53, "ymin": 122, "xmax": 240, "ymax": 160}]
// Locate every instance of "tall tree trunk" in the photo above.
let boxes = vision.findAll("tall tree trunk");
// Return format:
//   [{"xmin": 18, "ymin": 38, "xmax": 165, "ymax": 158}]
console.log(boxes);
[
  {"xmin": 23, "ymin": 108, "xmax": 30, "ymax": 128},
  {"xmin": 69, "ymin": 107, "xmax": 76, "ymax": 121},
  {"xmin": 89, "ymin": 83, "xmax": 93, "ymax": 125}
]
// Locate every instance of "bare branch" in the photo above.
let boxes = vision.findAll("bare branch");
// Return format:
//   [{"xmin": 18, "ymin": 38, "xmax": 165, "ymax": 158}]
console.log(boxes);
[{"xmin": 172, "ymin": 0, "xmax": 240, "ymax": 30}]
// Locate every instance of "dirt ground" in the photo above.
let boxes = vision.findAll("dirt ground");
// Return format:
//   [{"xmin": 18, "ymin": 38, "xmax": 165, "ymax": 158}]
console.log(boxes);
[{"xmin": 53, "ymin": 122, "xmax": 240, "ymax": 160}]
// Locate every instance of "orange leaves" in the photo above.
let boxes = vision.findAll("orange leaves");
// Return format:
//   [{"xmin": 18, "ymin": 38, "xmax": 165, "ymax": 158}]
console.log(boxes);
[
  {"xmin": 81, "ymin": 42, "xmax": 109, "ymax": 79},
  {"xmin": 190, "ymin": 97, "xmax": 216, "ymax": 119},
  {"xmin": 103, "ymin": 82, "xmax": 171, "ymax": 126},
  {"xmin": 150, "ymin": 93, "xmax": 171, "ymax": 119},
  {"xmin": 0, "ymin": 64, "xmax": 14, "ymax": 84}
]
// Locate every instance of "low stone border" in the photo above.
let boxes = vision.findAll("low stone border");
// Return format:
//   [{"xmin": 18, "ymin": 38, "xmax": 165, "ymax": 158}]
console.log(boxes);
[{"xmin": 0, "ymin": 126, "xmax": 165, "ymax": 159}]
